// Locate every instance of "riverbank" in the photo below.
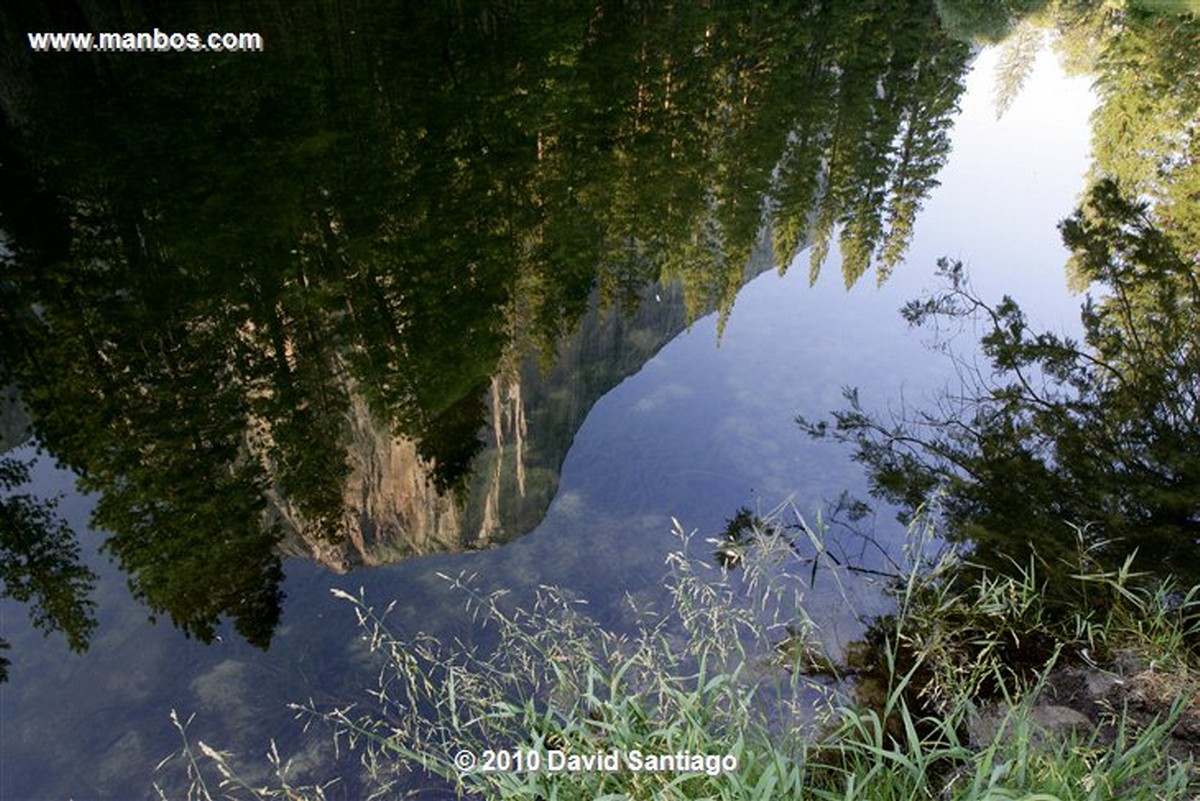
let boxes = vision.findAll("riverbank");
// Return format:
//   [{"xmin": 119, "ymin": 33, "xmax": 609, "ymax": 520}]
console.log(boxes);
[
  {"xmin": 807, "ymin": 519, "xmax": 1200, "ymax": 800},
  {"xmin": 157, "ymin": 511, "xmax": 1199, "ymax": 799}
]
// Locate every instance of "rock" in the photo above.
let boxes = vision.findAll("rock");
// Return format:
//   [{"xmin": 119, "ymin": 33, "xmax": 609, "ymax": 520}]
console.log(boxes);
[
  {"xmin": 1085, "ymin": 671, "xmax": 1123, "ymax": 699},
  {"xmin": 1030, "ymin": 704, "xmax": 1091, "ymax": 734},
  {"xmin": 966, "ymin": 701, "xmax": 1092, "ymax": 748},
  {"xmin": 1112, "ymin": 649, "xmax": 1151, "ymax": 676}
]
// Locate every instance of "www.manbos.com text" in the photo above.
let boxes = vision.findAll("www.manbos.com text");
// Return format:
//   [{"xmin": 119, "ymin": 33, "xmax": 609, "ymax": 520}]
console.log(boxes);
[{"xmin": 27, "ymin": 29, "xmax": 263, "ymax": 53}]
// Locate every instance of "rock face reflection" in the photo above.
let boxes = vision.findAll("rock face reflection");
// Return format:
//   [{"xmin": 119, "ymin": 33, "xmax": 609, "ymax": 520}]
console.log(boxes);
[
  {"xmin": 0, "ymin": 0, "xmax": 973, "ymax": 649},
  {"xmin": 271, "ymin": 277, "xmax": 704, "ymax": 572}
]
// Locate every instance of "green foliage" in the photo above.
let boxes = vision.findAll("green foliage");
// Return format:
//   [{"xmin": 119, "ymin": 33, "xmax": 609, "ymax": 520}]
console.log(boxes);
[
  {"xmin": 1083, "ymin": 5, "xmax": 1200, "ymax": 250},
  {"xmin": 997, "ymin": 1, "xmax": 1199, "ymax": 262},
  {"xmin": 791, "ymin": 513, "xmax": 1199, "ymax": 800},
  {"xmin": 992, "ymin": 19, "xmax": 1045, "ymax": 117},
  {"xmin": 1131, "ymin": 0, "xmax": 1200, "ymax": 12},
  {"xmin": 308, "ymin": 525, "xmax": 816, "ymax": 800},
  {"xmin": 935, "ymin": 0, "xmax": 1051, "ymax": 43},
  {"xmin": 157, "ymin": 519, "xmax": 824, "ymax": 799},
  {"xmin": 801, "ymin": 178, "xmax": 1200, "ymax": 591},
  {"xmin": 767, "ymin": 0, "xmax": 971, "ymax": 288},
  {"xmin": 0, "ymin": 0, "xmax": 982, "ymax": 652},
  {"xmin": 0, "ymin": 454, "xmax": 97, "ymax": 679},
  {"xmin": 155, "ymin": 515, "xmax": 1200, "ymax": 799}
]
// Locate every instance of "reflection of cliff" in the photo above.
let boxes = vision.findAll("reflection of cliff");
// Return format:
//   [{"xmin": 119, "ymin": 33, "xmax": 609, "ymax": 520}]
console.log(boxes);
[
  {"xmin": 270, "ymin": 389, "xmax": 463, "ymax": 571},
  {"xmin": 277, "ymin": 248, "xmax": 771, "ymax": 571},
  {"xmin": 464, "ymin": 277, "xmax": 695, "ymax": 542},
  {"xmin": 0, "ymin": 0, "xmax": 974, "ymax": 614}
]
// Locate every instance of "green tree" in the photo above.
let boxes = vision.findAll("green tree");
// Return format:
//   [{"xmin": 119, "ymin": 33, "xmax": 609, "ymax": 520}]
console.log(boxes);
[
  {"xmin": 935, "ymin": 0, "xmax": 1051, "ymax": 43},
  {"xmin": 766, "ymin": 0, "xmax": 971, "ymax": 287},
  {"xmin": 801, "ymin": 179, "xmax": 1200, "ymax": 587},
  {"xmin": 992, "ymin": 19, "xmax": 1045, "ymax": 118},
  {"xmin": 0, "ymin": 455, "xmax": 97, "ymax": 680},
  {"xmin": 0, "ymin": 0, "xmax": 988, "ymax": 649},
  {"xmin": 1084, "ymin": 5, "xmax": 1200, "ymax": 248}
]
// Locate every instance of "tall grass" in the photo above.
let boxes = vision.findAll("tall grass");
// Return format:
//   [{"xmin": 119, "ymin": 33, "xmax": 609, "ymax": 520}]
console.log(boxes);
[
  {"xmin": 806, "ymin": 522, "xmax": 1199, "ymax": 800},
  {"xmin": 155, "ymin": 512, "xmax": 1199, "ymax": 800},
  {"xmin": 298, "ymin": 514, "xmax": 828, "ymax": 799}
]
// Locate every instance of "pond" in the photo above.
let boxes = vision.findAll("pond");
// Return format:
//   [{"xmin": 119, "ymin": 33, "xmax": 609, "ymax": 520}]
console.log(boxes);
[{"xmin": 2, "ymin": 3, "xmax": 1195, "ymax": 798}]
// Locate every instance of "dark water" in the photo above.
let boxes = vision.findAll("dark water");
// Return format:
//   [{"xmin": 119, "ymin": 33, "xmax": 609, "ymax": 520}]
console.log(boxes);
[{"xmin": 4, "ymin": 1, "xmax": 1194, "ymax": 797}]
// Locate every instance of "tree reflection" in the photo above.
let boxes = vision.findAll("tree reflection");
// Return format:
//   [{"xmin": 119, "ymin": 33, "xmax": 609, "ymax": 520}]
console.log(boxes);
[
  {"xmin": 801, "ymin": 179, "xmax": 1200, "ymax": 590},
  {"xmin": 799, "ymin": 4, "xmax": 1199, "ymax": 592},
  {"xmin": 1, "ymin": 0, "xmax": 975, "ymax": 655},
  {"xmin": 0, "ymin": 455, "xmax": 97, "ymax": 681}
]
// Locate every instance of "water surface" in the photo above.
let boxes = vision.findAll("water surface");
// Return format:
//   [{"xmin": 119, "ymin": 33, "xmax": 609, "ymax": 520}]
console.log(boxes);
[{"xmin": 0, "ymin": 7, "xmax": 1104, "ymax": 797}]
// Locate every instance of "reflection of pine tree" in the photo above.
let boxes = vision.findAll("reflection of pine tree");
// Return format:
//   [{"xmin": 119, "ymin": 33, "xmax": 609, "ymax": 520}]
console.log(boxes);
[
  {"xmin": 982, "ymin": 3, "xmax": 1200, "ymax": 292},
  {"xmin": 934, "ymin": 0, "xmax": 1048, "ymax": 44},
  {"xmin": 0, "ymin": 0, "xmax": 983, "ymax": 649},
  {"xmin": 879, "ymin": 14, "xmax": 969, "ymax": 276},
  {"xmin": 763, "ymin": 1, "xmax": 970, "ymax": 286},
  {"xmin": 992, "ymin": 20, "xmax": 1044, "ymax": 118},
  {"xmin": 1086, "ymin": 6, "xmax": 1200, "ymax": 249}
]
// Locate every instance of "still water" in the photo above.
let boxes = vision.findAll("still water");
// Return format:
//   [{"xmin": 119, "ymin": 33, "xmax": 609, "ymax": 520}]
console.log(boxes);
[{"xmin": 0, "ymin": 7, "xmax": 1107, "ymax": 798}]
